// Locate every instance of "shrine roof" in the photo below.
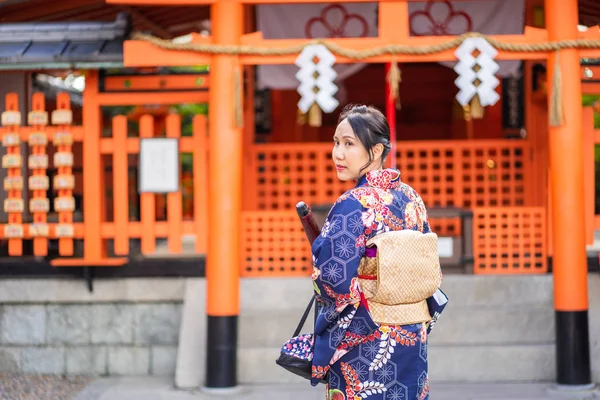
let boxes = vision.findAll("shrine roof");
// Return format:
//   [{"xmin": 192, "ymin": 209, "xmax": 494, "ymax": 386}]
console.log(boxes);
[{"xmin": 0, "ymin": 13, "xmax": 130, "ymax": 70}]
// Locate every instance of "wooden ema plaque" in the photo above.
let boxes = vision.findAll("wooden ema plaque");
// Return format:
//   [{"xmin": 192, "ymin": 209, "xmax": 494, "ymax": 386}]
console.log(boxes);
[
  {"xmin": 1, "ymin": 133, "xmax": 20, "ymax": 147},
  {"xmin": 29, "ymin": 223, "xmax": 49, "ymax": 238},
  {"xmin": 27, "ymin": 110, "xmax": 48, "ymax": 126},
  {"xmin": 28, "ymin": 132, "xmax": 48, "ymax": 146},
  {"xmin": 4, "ymin": 198, "xmax": 24, "ymax": 213},
  {"xmin": 53, "ymin": 152, "xmax": 73, "ymax": 167},
  {"xmin": 51, "ymin": 110, "xmax": 73, "ymax": 125},
  {"xmin": 28, "ymin": 175, "xmax": 49, "ymax": 191},
  {"xmin": 53, "ymin": 175, "xmax": 75, "ymax": 190},
  {"xmin": 28, "ymin": 154, "xmax": 48, "ymax": 169},
  {"xmin": 2, "ymin": 154, "xmax": 22, "ymax": 168},
  {"xmin": 29, "ymin": 198, "xmax": 50, "ymax": 213},
  {"xmin": 1, "ymin": 111, "xmax": 21, "ymax": 126},
  {"xmin": 4, "ymin": 224, "xmax": 23, "ymax": 239},
  {"xmin": 52, "ymin": 131, "xmax": 73, "ymax": 146},
  {"xmin": 4, "ymin": 176, "xmax": 23, "ymax": 191}
]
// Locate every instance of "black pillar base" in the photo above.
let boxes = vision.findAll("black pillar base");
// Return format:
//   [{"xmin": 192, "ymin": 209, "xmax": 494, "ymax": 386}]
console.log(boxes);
[
  {"xmin": 556, "ymin": 311, "xmax": 591, "ymax": 385},
  {"xmin": 206, "ymin": 316, "xmax": 238, "ymax": 388}
]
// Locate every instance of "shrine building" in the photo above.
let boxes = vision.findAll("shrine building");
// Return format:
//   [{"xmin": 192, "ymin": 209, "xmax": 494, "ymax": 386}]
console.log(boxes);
[{"xmin": 0, "ymin": 0, "xmax": 600, "ymax": 392}]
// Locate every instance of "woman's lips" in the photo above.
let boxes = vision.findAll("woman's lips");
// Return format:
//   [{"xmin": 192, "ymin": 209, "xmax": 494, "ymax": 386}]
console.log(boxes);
[{"xmin": 335, "ymin": 165, "xmax": 346, "ymax": 171}]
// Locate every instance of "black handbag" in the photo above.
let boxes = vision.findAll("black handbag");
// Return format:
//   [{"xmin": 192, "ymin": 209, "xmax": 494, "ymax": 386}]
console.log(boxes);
[{"xmin": 275, "ymin": 295, "xmax": 327, "ymax": 384}]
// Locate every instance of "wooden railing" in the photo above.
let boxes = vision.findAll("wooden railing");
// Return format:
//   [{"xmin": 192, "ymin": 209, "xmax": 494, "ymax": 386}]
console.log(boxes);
[{"xmin": 96, "ymin": 113, "xmax": 209, "ymax": 261}]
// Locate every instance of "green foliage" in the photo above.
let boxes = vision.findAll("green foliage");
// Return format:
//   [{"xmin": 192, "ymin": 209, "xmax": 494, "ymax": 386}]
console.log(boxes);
[
  {"xmin": 170, "ymin": 103, "xmax": 208, "ymax": 171},
  {"xmin": 582, "ymin": 94, "xmax": 599, "ymax": 107},
  {"xmin": 172, "ymin": 103, "xmax": 208, "ymax": 137},
  {"xmin": 582, "ymin": 95, "xmax": 600, "ymax": 129}
]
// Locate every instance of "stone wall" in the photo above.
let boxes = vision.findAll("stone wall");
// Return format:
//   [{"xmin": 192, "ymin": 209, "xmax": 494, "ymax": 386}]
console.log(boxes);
[
  {"xmin": 1, "ymin": 274, "xmax": 599, "ymax": 384},
  {"xmin": 235, "ymin": 274, "xmax": 600, "ymax": 384},
  {"xmin": 0, "ymin": 278, "xmax": 184, "ymax": 377}
]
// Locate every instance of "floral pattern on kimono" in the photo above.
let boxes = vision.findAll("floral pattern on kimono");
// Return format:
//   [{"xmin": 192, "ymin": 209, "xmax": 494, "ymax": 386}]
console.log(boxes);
[{"xmin": 310, "ymin": 169, "xmax": 445, "ymax": 400}]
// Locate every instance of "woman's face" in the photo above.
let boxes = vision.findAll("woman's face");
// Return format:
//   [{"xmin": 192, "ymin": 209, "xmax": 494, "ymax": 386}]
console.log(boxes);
[{"xmin": 332, "ymin": 119, "xmax": 373, "ymax": 181}]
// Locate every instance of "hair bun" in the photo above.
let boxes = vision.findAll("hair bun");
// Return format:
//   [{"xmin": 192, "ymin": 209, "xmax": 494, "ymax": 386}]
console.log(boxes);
[{"xmin": 342, "ymin": 104, "xmax": 368, "ymax": 114}]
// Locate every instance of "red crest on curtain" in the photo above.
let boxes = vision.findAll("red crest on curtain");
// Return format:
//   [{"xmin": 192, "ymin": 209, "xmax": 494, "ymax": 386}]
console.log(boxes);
[
  {"xmin": 409, "ymin": 0, "xmax": 473, "ymax": 36},
  {"xmin": 305, "ymin": 4, "xmax": 369, "ymax": 38}
]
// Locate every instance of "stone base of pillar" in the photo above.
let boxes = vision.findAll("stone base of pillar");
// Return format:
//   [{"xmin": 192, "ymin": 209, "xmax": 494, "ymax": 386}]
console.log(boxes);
[
  {"xmin": 547, "ymin": 384, "xmax": 600, "ymax": 399},
  {"xmin": 175, "ymin": 278, "xmax": 207, "ymax": 389},
  {"xmin": 200, "ymin": 386, "xmax": 244, "ymax": 396}
]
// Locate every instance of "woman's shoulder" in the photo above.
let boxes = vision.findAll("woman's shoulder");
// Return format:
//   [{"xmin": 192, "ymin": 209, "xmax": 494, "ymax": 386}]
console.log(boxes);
[
  {"xmin": 331, "ymin": 189, "xmax": 365, "ymax": 212},
  {"xmin": 394, "ymin": 181, "xmax": 426, "ymax": 205}
]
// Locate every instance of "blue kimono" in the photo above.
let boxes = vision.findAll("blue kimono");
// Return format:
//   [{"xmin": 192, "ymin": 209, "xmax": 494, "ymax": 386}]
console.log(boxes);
[{"xmin": 310, "ymin": 169, "xmax": 447, "ymax": 400}]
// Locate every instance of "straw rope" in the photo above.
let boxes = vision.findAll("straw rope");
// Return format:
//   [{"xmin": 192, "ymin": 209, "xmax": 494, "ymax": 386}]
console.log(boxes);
[
  {"xmin": 386, "ymin": 60, "xmax": 402, "ymax": 110},
  {"xmin": 132, "ymin": 31, "xmax": 600, "ymax": 57},
  {"xmin": 549, "ymin": 51, "xmax": 564, "ymax": 127}
]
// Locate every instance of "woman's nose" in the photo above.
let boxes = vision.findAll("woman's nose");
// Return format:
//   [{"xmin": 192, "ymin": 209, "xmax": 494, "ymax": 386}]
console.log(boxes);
[{"xmin": 333, "ymin": 148, "xmax": 344, "ymax": 160}]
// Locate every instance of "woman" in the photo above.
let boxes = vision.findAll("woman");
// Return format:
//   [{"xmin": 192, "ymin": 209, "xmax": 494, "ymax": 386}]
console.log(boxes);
[{"xmin": 310, "ymin": 104, "xmax": 446, "ymax": 400}]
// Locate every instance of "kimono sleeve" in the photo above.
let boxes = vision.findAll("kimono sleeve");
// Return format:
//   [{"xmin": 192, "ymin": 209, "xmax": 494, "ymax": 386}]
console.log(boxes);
[{"xmin": 311, "ymin": 196, "xmax": 365, "ymax": 333}]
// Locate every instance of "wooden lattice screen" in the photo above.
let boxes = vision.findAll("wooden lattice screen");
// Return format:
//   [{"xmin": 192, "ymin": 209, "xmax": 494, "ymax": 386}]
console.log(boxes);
[
  {"xmin": 240, "ymin": 140, "xmax": 536, "ymax": 277},
  {"xmin": 246, "ymin": 140, "xmax": 531, "ymax": 212},
  {"xmin": 241, "ymin": 211, "xmax": 312, "ymax": 277},
  {"xmin": 395, "ymin": 140, "xmax": 529, "ymax": 208},
  {"xmin": 246, "ymin": 144, "xmax": 353, "ymax": 211},
  {"xmin": 472, "ymin": 207, "xmax": 547, "ymax": 274}
]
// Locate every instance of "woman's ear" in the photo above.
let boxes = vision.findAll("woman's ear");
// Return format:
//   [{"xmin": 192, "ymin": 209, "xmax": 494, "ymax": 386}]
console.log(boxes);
[{"xmin": 371, "ymin": 143, "xmax": 384, "ymax": 162}]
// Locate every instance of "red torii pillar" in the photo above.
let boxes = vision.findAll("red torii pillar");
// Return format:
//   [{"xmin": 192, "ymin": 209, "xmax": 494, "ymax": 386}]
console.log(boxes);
[
  {"xmin": 205, "ymin": 0, "xmax": 243, "ymax": 389},
  {"xmin": 546, "ymin": 0, "xmax": 595, "ymax": 391}
]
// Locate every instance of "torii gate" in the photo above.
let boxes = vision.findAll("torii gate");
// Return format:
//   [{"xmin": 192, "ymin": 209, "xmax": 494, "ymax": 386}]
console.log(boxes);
[{"xmin": 108, "ymin": 0, "xmax": 599, "ymax": 392}]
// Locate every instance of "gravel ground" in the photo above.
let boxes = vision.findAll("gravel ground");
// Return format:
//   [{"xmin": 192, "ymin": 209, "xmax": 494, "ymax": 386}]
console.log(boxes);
[{"xmin": 0, "ymin": 374, "xmax": 92, "ymax": 400}]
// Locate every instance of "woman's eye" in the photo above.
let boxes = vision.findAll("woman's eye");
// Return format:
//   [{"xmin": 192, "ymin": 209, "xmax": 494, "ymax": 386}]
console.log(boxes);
[{"xmin": 345, "ymin": 142, "xmax": 353, "ymax": 146}]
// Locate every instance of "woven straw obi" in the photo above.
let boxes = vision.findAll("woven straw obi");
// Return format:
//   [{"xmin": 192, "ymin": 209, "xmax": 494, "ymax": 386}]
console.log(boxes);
[{"xmin": 357, "ymin": 230, "xmax": 442, "ymax": 326}]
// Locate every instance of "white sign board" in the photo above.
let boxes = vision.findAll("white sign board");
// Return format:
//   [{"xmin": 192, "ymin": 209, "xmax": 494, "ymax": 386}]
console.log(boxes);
[
  {"xmin": 438, "ymin": 237, "xmax": 454, "ymax": 258},
  {"xmin": 139, "ymin": 138, "xmax": 179, "ymax": 193}
]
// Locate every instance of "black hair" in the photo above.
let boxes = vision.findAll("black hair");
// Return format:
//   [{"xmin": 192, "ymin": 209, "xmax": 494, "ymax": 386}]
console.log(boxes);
[{"xmin": 337, "ymin": 104, "xmax": 392, "ymax": 175}]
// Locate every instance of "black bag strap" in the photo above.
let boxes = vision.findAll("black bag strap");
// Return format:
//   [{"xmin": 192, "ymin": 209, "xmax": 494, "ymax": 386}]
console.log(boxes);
[{"xmin": 293, "ymin": 294, "xmax": 316, "ymax": 337}]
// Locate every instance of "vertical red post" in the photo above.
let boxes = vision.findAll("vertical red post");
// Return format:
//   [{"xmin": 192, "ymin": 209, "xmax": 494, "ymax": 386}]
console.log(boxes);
[
  {"xmin": 166, "ymin": 113, "xmax": 182, "ymax": 254},
  {"xmin": 205, "ymin": 0, "xmax": 243, "ymax": 389},
  {"xmin": 112, "ymin": 115, "xmax": 129, "ymax": 256},
  {"xmin": 2, "ymin": 93, "xmax": 23, "ymax": 256},
  {"xmin": 28, "ymin": 93, "xmax": 50, "ymax": 256},
  {"xmin": 139, "ymin": 115, "xmax": 156, "ymax": 255},
  {"xmin": 82, "ymin": 71, "xmax": 103, "ymax": 262},
  {"xmin": 385, "ymin": 63, "xmax": 397, "ymax": 168},
  {"xmin": 379, "ymin": 1, "xmax": 408, "ymax": 169},
  {"xmin": 546, "ymin": 0, "xmax": 594, "ymax": 390},
  {"xmin": 53, "ymin": 92, "xmax": 75, "ymax": 256}
]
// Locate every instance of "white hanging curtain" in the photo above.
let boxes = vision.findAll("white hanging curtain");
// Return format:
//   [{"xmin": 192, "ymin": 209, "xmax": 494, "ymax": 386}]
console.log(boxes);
[
  {"xmin": 255, "ymin": 0, "xmax": 525, "ymax": 90},
  {"xmin": 256, "ymin": 2, "xmax": 378, "ymax": 90},
  {"xmin": 408, "ymin": 0, "xmax": 525, "ymax": 77}
]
